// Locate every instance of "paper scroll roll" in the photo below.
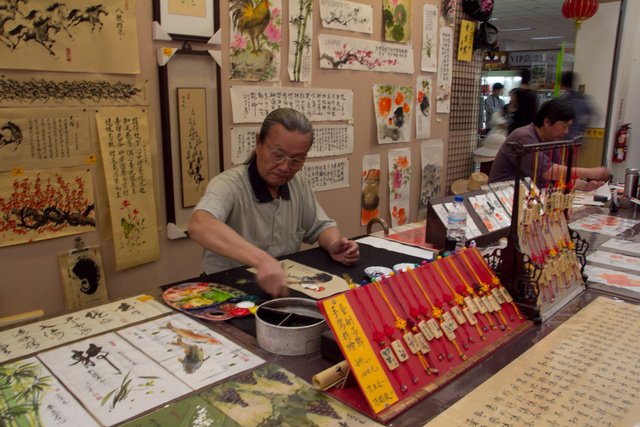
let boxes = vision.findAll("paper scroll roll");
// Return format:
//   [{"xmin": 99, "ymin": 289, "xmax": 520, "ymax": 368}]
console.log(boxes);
[{"xmin": 312, "ymin": 360, "xmax": 350, "ymax": 390}]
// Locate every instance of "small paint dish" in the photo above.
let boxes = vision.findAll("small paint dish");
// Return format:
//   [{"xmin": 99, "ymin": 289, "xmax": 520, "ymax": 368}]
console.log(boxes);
[
  {"xmin": 236, "ymin": 301, "xmax": 256, "ymax": 309},
  {"xmin": 364, "ymin": 266, "xmax": 393, "ymax": 279},
  {"xmin": 393, "ymin": 263, "xmax": 417, "ymax": 274}
]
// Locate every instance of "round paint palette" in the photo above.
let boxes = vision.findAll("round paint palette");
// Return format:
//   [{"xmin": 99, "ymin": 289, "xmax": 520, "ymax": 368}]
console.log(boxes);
[
  {"xmin": 163, "ymin": 282, "xmax": 250, "ymax": 321},
  {"xmin": 364, "ymin": 266, "xmax": 393, "ymax": 279}
]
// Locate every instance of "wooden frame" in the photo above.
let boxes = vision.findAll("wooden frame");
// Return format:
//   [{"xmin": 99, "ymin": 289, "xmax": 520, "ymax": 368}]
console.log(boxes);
[
  {"xmin": 158, "ymin": 46, "xmax": 223, "ymax": 232},
  {"xmin": 152, "ymin": 0, "xmax": 219, "ymax": 42}
]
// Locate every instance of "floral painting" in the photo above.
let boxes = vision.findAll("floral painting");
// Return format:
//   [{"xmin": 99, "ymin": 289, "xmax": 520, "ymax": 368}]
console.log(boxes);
[
  {"xmin": 230, "ymin": 0, "xmax": 282, "ymax": 82},
  {"xmin": 0, "ymin": 167, "xmax": 95, "ymax": 247},
  {"xmin": 383, "ymin": 0, "xmax": 412, "ymax": 43},
  {"xmin": 373, "ymin": 84, "xmax": 413, "ymax": 144},
  {"xmin": 441, "ymin": 0, "xmax": 455, "ymax": 27},
  {"xmin": 388, "ymin": 148, "xmax": 411, "ymax": 227},
  {"xmin": 318, "ymin": 34, "xmax": 413, "ymax": 74},
  {"xmin": 416, "ymin": 76, "xmax": 432, "ymax": 140},
  {"xmin": 361, "ymin": 154, "xmax": 381, "ymax": 226},
  {"xmin": 421, "ymin": 3, "xmax": 438, "ymax": 72}
]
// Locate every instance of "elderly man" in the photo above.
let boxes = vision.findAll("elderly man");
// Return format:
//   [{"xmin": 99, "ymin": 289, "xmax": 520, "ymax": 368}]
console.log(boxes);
[
  {"xmin": 489, "ymin": 99, "xmax": 610, "ymax": 191},
  {"xmin": 188, "ymin": 108, "xmax": 359, "ymax": 298}
]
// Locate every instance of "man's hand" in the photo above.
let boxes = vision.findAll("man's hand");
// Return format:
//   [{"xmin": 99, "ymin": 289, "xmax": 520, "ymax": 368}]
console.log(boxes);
[
  {"xmin": 328, "ymin": 238, "xmax": 360, "ymax": 265},
  {"xmin": 588, "ymin": 166, "xmax": 611, "ymax": 182},
  {"xmin": 255, "ymin": 259, "xmax": 290, "ymax": 299}
]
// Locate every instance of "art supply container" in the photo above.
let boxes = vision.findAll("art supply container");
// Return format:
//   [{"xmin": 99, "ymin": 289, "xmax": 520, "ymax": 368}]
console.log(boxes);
[
  {"xmin": 255, "ymin": 298, "xmax": 328, "ymax": 356},
  {"xmin": 624, "ymin": 168, "xmax": 640, "ymax": 198}
]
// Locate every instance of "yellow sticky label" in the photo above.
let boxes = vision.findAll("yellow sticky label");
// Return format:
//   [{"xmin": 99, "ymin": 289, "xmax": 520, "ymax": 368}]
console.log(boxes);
[
  {"xmin": 87, "ymin": 155, "xmax": 97, "ymax": 164},
  {"xmin": 162, "ymin": 47, "xmax": 173, "ymax": 56},
  {"xmin": 137, "ymin": 295, "xmax": 153, "ymax": 302},
  {"xmin": 11, "ymin": 167, "xmax": 24, "ymax": 176},
  {"xmin": 323, "ymin": 295, "xmax": 398, "ymax": 413}
]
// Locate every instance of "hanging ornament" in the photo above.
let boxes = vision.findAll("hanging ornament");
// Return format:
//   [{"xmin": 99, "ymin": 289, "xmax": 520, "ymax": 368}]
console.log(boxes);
[{"xmin": 562, "ymin": 0, "xmax": 599, "ymax": 30}]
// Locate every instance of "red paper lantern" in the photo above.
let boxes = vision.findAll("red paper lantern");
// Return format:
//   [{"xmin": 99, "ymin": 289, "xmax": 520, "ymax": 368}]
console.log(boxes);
[{"xmin": 562, "ymin": 0, "xmax": 599, "ymax": 30}]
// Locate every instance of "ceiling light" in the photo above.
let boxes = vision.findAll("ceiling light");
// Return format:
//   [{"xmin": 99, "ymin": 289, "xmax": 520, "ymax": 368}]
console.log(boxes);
[
  {"xmin": 531, "ymin": 36, "xmax": 563, "ymax": 40},
  {"xmin": 501, "ymin": 27, "xmax": 534, "ymax": 32}
]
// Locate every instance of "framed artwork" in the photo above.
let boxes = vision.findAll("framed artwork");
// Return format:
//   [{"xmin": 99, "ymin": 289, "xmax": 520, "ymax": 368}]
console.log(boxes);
[
  {"xmin": 153, "ymin": 0, "xmax": 219, "ymax": 42},
  {"xmin": 158, "ymin": 47, "xmax": 223, "ymax": 232}
]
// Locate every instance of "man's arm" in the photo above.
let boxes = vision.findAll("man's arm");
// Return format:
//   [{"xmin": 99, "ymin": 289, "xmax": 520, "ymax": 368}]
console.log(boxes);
[
  {"xmin": 188, "ymin": 210, "xmax": 289, "ymax": 298},
  {"xmin": 317, "ymin": 226, "xmax": 359, "ymax": 265},
  {"xmin": 542, "ymin": 164, "xmax": 610, "ymax": 182}
]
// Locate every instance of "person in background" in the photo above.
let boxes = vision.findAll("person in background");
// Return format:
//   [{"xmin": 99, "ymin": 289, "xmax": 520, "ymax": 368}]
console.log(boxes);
[
  {"xmin": 188, "ymin": 108, "xmax": 359, "ymax": 298},
  {"xmin": 561, "ymin": 71, "xmax": 595, "ymax": 140},
  {"xmin": 489, "ymin": 99, "xmax": 610, "ymax": 191},
  {"xmin": 508, "ymin": 69, "xmax": 538, "ymax": 134},
  {"xmin": 485, "ymin": 82, "xmax": 505, "ymax": 134}
]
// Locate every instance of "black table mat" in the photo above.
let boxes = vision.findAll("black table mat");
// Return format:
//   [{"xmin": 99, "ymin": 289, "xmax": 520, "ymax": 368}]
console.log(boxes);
[{"xmin": 162, "ymin": 238, "xmax": 431, "ymax": 337}]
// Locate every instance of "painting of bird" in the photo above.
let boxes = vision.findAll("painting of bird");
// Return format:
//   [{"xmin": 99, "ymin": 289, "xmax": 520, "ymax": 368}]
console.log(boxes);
[{"xmin": 230, "ymin": 0, "xmax": 271, "ymax": 53}]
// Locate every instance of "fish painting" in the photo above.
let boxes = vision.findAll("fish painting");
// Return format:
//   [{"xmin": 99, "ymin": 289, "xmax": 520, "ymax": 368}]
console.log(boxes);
[
  {"xmin": 170, "ymin": 337, "xmax": 209, "ymax": 374},
  {"xmin": 161, "ymin": 322, "xmax": 220, "ymax": 345}
]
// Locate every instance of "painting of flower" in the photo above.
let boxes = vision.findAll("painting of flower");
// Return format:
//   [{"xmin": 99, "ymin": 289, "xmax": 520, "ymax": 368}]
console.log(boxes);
[
  {"xmin": 373, "ymin": 84, "xmax": 413, "ymax": 144},
  {"xmin": 383, "ymin": 0, "xmax": 412, "ymax": 43}
]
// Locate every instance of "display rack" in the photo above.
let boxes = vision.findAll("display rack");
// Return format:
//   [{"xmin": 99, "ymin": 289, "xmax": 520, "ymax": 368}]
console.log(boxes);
[
  {"xmin": 486, "ymin": 138, "xmax": 589, "ymax": 322},
  {"xmin": 317, "ymin": 249, "xmax": 532, "ymax": 423}
]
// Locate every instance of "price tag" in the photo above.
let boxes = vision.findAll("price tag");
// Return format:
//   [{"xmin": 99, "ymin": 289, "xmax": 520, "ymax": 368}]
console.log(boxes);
[
  {"xmin": 87, "ymin": 155, "xmax": 97, "ymax": 164},
  {"xmin": 11, "ymin": 167, "xmax": 24, "ymax": 176}
]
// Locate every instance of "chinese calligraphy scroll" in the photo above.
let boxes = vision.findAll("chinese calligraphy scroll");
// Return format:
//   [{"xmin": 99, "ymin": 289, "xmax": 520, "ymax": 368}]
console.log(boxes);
[
  {"xmin": 436, "ymin": 27, "xmax": 453, "ymax": 114},
  {"xmin": 95, "ymin": 108, "xmax": 160, "ymax": 270}
]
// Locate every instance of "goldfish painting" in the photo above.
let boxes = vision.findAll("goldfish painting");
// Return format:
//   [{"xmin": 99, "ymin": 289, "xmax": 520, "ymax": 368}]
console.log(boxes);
[
  {"xmin": 170, "ymin": 337, "xmax": 210, "ymax": 374},
  {"xmin": 161, "ymin": 322, "xmax": 220, "ymax": 345}
]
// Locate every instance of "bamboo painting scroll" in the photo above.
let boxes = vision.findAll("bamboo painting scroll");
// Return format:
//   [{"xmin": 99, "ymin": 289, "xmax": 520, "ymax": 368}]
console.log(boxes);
[{"xmin": 95, "ymin": 108, "xmax": 160, "ymax": 270}]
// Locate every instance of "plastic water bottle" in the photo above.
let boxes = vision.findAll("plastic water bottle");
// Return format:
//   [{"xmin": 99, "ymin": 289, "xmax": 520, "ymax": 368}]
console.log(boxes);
[{"xmin": 447, "ymin": 196, "xmax": 467, "ymax": 250}]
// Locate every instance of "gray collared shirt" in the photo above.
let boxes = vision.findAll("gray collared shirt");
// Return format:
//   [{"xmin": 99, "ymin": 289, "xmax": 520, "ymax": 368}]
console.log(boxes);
[{"xmin": 194, "ymin": 160, "xmax": 336, "ymax": 274}]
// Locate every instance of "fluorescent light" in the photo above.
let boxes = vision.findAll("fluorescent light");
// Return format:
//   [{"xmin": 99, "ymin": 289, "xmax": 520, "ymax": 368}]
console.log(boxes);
[
  {"xmin": 501, "ymin": 27, "xmax": 534, "ymax": 32},
  {"xmin": 530, "ymin": 36, "xmax": 563, "ymax": 40}
]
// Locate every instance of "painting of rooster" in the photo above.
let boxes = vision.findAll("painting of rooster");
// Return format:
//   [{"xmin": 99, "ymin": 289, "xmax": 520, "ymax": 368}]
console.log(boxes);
[
  {"xmin": 229, "ymin": 0, "xmax": 281, "ymax": 81},
  {"xmin": 230, "ymin": 0, "xmax": 270, "ymax": 53}
]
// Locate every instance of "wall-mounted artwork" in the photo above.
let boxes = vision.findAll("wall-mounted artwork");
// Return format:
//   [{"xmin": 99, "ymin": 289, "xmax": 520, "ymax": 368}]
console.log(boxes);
[
  {"xmin": 288, "ymin": 0, "xmax": 313, "ymax": 82},
  {"xmin": 0, "ymin": 73, "xmax": 150, "ymax": 108},
  {"xmin": 158, "ymin": 49, "xmax": 221, "ymax": 232},
  {"xmin": 0, "ymin": 108, "xmax": 91, "ymax": 172},
  {"xmin": 419, "ymin": 140, "xmax": 443, "ymax": 219},
  {"xmin": 416, "ymin": 76, "xmax": 432, "ymax": 140},
  {"xmin": 0, "ymin": 0, "xmax": 140, "ymax": 73},
  {"xmin": 58, "ymin": 245, "xmax": 109, "ymax": 310},
  {"xmin": 373, "ymin": 84, "xmax": 413, "ymax": 144},
  {"xmin": 383, "ymin": 0, "xmax": 412, "ymax": 43},
  {"xmin": 0, "ymin": 167, "xmax": 95, "ymax": 247},
  {"xmin": 421, "ymin": 4, "xmax": 438, "ymax": 72},
  {"xmin": 361, "ymin": 154, "xmax": 381, "ymax": 226},
  {"xmin": 153, "ymin": 0, "xmax": 217, "ymax": 42},
  {"xmin": 95, "ymin": 108, "xmax": 160, "ymax": 270},
  {"xmin": 441, "ymin": 0, "xmax": 456, "ymax": 27},
  {"xmin": 300, "ymin": 158, "xmax": 349, "ymax": 192},
  {"xmin": 229, "ymin": 0, "xmax": 282, "ymax": 82},
  {"xmin": 318, "ymin": 34, "xmax": 413, "ymax": 74},
  {"xmin": 177, "ymin": 88, "xmax": 209, "ymax": 208},
  {"xmin": 436, "ymin": 27, "xmax": 453, "ymax": 114},
  {"xmin": 319, "ymin": 0, "xmax": 373, "ymax": 34},
  {"xmin": 388, "ymin": 148, "xmax": 411, "ymax": 227}
]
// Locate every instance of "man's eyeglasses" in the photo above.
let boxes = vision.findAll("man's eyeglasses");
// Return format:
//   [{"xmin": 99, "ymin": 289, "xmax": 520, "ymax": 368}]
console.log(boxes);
[{"xmin": 269, "ymin": 149, "xmax": 306, "ymax": 170}]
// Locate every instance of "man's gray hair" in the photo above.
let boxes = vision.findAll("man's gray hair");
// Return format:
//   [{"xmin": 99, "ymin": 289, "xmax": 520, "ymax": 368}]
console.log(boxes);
[{"xmin": 245, "ymin": 108, "xmax": 313, "ymax": 164}]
